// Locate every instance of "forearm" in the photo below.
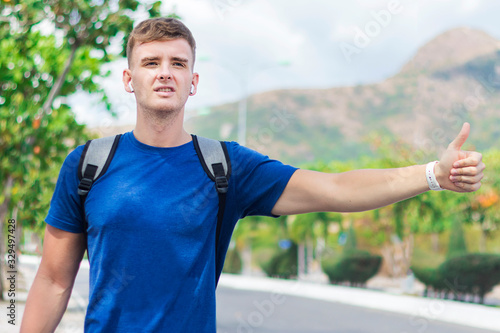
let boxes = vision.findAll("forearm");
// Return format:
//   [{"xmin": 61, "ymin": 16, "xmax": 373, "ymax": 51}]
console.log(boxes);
[
  {"xmin": 21, "ymin": 225, "xmax": 86, "ymax": 332},
  {"xmin": 273, "ymin": 123, "xmax": 484, "ymax": 216},
  {"xmin": 273, "ymin": 165, "xmax": 430, "ymax": 215},
  {"xmin": 20, "ymin": 271, "xmax": 74, "ymax": 333},
  {"xmin": 328, "ymin": 164, "xmax": 428, "ymax": 212}
]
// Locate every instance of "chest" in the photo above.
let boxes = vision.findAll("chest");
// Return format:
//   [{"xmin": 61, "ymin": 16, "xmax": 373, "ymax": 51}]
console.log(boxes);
[{"xmin": 84, "ymin": 154, "xmax": 219, "ymax": 238}]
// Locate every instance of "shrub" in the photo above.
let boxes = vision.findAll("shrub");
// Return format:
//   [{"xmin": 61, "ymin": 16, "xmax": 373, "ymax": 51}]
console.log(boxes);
[
  {"xmin": 322, "ymin": 249, "xmax": 382, "ymax": 287},
  {"xmin": 260, "ymin": 242, "xmax": 298, "ymax": 279},
  {"xmin": 438, "ymin": 253, "xmax": 500, "ymax": 303},
  {"xmin": 411, "ymin": 265, "xmax": 446, "ymax": 296},
  {"xmin": 412, "ymin": 253, "xmax": 500, "ymax": 304}
]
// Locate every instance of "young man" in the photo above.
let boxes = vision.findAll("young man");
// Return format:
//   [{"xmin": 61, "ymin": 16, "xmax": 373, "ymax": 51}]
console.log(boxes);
[{"xmin": 21, "ymin": 18, "xmax": 485, "ymax": 332}]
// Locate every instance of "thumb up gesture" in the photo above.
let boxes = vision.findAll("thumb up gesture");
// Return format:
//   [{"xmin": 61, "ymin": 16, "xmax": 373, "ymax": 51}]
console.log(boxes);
[{"xmin": 435, "ymin": 123, "xmax": 485, "ymax": 192}]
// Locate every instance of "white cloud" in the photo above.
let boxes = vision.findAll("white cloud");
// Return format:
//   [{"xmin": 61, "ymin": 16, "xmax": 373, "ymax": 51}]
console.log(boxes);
[
  {"xmin": 460, "ymin": 0, "xmax": 481, "ymax": 13},
  {"xmin": 71, "ymin": 0, "xmax": 500, "ymax": 126}
]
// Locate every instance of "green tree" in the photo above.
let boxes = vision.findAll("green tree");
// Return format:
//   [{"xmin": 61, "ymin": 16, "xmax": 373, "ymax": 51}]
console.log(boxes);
[
  {"xmin": 343, "ymin": 221, "xmax": 357, "ymax": 254},
  {"xmin": 0, "ymin": 0, "xmax": 171, "ymax": 300},
  {"xmin": 231, "ymin": 215, "xmax": 268, "ymax": 274},
  {"xmin": 446, "ymin": 217, "xmax": 467, "ymax": 259}
]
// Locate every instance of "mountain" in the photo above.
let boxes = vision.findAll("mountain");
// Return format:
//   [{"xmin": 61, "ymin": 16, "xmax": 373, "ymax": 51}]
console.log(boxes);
[
  {"xmin": 184, "ymin": 27, "xmax": 500, "ymax": 166},
  {"xmin": 401, "ymin": 27, "xmax": 500, "ymax": 74}
]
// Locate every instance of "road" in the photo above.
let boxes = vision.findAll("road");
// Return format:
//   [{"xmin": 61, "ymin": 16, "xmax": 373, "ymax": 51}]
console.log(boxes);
[
  {"xmin": 216, "ymin": 287, "xmax": 499, "ymax": 333},
  {"xmin": 14, "ymin": 258, "xmax": 499, "ymax": 333}
]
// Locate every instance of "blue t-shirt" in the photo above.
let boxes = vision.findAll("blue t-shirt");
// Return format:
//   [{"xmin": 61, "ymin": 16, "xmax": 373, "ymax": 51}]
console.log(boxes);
[{"xmin": 46, "ymin": 131, "xmax": 297, "ymax": 332}]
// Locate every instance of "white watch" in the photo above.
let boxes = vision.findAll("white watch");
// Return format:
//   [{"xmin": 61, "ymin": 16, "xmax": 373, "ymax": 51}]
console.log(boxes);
[{"xmin": 426, "ymin": 161, "xmax": 444, "ymax": 191}]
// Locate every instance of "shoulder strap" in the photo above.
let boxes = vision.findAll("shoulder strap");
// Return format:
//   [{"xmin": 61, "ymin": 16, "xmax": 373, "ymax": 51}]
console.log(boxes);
[
  {"xmin": 78, "ymin": 135, "xmax": 122, "ymax": 231},
  {"xmin": 78, "ymin": 135, "xmax": 122, "ymax": 195},
  {"xmin": 191, "ymin": 135, "xmax": 231, "ymax": 287}
]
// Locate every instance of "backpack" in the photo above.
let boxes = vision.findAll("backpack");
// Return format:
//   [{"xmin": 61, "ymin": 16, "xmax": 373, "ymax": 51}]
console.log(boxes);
[{"xmin": 76, "ymin": 134, "xmax": 231, "ymax": 286}]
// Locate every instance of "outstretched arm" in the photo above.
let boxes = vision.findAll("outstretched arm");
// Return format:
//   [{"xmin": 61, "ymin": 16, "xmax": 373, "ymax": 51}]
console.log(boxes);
[
  {"xmin": 20, "ymin": 225, "xmax": 86, "ymax": 333},
  {"xmin": 272, "ymin": 123, "xmax": 485, "ymax": 215}
]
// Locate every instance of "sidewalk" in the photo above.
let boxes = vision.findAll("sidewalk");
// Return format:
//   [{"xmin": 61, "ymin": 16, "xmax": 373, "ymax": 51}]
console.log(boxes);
[
  {"xmin": 1, "ymin": 255, "xmax": 86, "ymax": 333},
  {"xmin": 2, "ymin": 256, "xmax": 499, "ymax": 332}
]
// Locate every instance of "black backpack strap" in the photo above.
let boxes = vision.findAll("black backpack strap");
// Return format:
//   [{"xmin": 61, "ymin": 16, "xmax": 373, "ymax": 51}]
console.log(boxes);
[
  {"xmin": 191, "ymin": 135, "xmax": 231, "ymax": 287},
  {"xmin": 77, "ymin": 135, "xmax": 121, "ymax": 236}
]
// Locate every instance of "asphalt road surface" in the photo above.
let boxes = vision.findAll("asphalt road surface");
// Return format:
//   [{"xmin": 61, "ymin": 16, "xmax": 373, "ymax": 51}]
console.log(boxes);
[
  {"xmin": 18, "ymin": 259, "xmax": 498, "ymax": 333},
  {"xmin": 216, "ymin": 287, "xmax": 499, "ymax": 333}
]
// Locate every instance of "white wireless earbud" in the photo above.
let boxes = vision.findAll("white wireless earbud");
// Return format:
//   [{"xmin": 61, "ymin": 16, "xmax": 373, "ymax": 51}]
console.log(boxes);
[{"xmin": 129, "ymin": 81, "xmax": 134, "ymax": 92}]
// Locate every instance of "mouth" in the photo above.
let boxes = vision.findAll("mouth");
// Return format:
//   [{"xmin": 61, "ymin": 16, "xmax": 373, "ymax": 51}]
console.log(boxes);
[{"xmin": 155, "ymin": 87, "xmax": 174, "ymax": 92}]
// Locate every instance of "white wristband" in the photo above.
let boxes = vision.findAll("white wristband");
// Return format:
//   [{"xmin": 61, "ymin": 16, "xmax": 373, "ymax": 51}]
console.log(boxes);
[{"xmin": 426, "ymin": 161, "xmax": 444, "ymax": 191}]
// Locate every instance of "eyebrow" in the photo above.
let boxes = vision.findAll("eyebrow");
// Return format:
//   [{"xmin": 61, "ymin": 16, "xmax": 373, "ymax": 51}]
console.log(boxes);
[
  {"xmin": 140, "ymin": 56, "xmax": 161, "ymax": 63},
  {"xmin": 171, "ymin": 56, "xmax": 189, "ymax": 64},
  {"xmin": 139, "ymin": 56, "xmax": 189, "ymax": 64}
]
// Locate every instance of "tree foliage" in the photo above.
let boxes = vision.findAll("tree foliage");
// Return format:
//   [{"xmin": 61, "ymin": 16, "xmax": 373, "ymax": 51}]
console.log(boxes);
[
  {"xmin": 0, "ymin": 0, "xmax": 164, "ymax": 227},
  {"xmin": 0, "ymin": 0, "xmax": 171, "ymax": 299},
  {"xmin": 447, "ymin": 217, "xmax": 467, "ymax": 259}
]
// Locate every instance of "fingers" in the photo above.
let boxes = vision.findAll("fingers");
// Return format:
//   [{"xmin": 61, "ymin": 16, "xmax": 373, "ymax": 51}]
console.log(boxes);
[
  {"xmin": 450, "ymin": 181, "xmax": 482, "ymax": 193},
  {"xmin": 436, "ymin": 123, "xmax": 484, "ymax": 193},
  {"xmin": 452, "ymin": 150, "xmax": 482, "ymax": 167},
  {"xmin": 449, "ymin": 172, "xmax": 483, "ymax": 184},
  {"xmin": 448, "ymin": 122, "xmax": 470, "ymax": 150},
  {"xmin": 448, "ymin": 157, "xmax": 485, "ymax": 192}
]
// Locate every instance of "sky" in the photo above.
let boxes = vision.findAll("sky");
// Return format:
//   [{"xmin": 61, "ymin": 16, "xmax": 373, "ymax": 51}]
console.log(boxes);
[{"xmin": 72, "ymin": 0, "xmax": 500, "ymax": 128}]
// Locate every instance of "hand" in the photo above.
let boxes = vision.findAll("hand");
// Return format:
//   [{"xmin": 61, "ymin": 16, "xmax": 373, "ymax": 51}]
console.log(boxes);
[{"xmin": 435, "ymin": 122, "xmax": 485, "ymax": 192}]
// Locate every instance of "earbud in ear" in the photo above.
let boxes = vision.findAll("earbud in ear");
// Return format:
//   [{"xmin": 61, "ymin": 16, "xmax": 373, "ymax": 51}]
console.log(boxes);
[{"xmin": 129, "ymin": 81, "xmax": 134, "ymax": 92}]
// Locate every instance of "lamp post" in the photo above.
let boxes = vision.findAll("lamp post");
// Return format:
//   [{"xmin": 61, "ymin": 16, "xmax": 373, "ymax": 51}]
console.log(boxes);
[{"xmin": 198, "ymin": 57, "xmax": 291, "ymax": 146}]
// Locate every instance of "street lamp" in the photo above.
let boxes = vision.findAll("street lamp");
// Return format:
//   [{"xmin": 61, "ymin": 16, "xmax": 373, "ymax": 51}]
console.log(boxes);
[{"xmin": 198, "ymin": 56, "xmax": 291, "ymax": 146}]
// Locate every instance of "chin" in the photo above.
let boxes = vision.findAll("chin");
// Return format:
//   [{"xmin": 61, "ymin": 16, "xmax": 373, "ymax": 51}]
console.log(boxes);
[
  {"xmin": 143, "ymin": 105, "xmax": 182, "ymax": 120},
  {"xmin": 154, "ymin": 108, "xmax": 176, "ymax": 116}
]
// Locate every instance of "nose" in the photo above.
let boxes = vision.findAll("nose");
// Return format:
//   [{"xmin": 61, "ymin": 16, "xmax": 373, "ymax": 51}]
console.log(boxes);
[
  {"xmin": 157, "ymin": 66, "xmax": 172, "ymax": 81},
  {"xmin": 158, "ymin": 73, "xmax": 172, "ymax": 81}
]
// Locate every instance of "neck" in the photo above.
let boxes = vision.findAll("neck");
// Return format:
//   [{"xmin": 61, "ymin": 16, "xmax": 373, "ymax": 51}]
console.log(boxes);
[{"xmin": 133, "ymin": 107, "xmax": 191, "ymax": 147}]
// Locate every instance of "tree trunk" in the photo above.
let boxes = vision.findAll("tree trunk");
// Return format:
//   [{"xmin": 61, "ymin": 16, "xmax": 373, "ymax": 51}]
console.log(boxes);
[
  {"xmin": 306, "ymin": 237, "xmax": 314, "ymax": 275},
  {"xmin": 431, "ymin": 232, "xmax": 439, "ymax": 252},
  {"xmin": 403, "ymin": 233, "xmax": 414, "ymax": 275},
  {"xmin": 241, "ymin": 242, "xmax": 252, "ymax": 275},
  {"xmin": 479, "ymin": 227, "xmax": 488, "ymax": 253},
  {"xmin": 42, "ymin": 42, "xmax": 78, "ymax": 114},
  {"xmin": 298, "ymin": 243, "xmax": 305, "ymax": 279}
]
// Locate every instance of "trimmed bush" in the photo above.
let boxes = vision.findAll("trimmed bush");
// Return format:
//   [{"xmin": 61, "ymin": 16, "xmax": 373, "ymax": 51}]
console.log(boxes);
[
  {"xmin": 322, "ymin": 250, "xmax": 382, "ymax": 287},
  {"xmin": 412, "ymin": 253, "xmax": 500, "ymax": 304},
  {"xmin": 411, "ymin": 265, "xmax": 447, "ymax": 297},
  {"xmin": 438, "ymin": 253, "xmax": 500, "ymax": 303},
  {"xmin": 261, "ymin": 242, "xmax": 298, "ymax": 279}
]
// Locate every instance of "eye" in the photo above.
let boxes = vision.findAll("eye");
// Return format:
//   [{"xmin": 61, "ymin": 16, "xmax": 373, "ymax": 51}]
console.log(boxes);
[
  {"xmin": 145, "ymin": 61, "xmax": 158, "ymax": 67},
  {"xmin": 173, "ymin": 62, "xmax": 185, "ymax": 67}
]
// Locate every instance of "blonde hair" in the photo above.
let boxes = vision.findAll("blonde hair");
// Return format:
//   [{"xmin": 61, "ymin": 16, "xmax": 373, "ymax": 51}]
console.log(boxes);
[{"xmin": 126, "ymin": 17, "xmax": 196, "ymax": 68}]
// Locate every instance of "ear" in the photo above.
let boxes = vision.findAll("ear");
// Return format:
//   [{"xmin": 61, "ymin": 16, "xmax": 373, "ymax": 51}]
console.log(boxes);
[
  {"xmin": 189, "ymin": 72, "xmax": 200, "ymax": 96},
  {"xmin": 123, "ymin": 69, "xmax": 134, "ymax": 93}
]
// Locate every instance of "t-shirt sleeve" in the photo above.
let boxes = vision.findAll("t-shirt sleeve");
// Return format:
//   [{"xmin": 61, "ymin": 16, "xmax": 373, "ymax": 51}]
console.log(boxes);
[
  {"xmin": 45, "ymin": 146, "xmax": 86, "ymax": 233},
  {"xmin": 227, "ymin": 142, "xmax": 298, "ymax": 218}
]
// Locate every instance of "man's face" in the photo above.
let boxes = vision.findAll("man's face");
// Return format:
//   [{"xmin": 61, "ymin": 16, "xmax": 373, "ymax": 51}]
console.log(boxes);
[{"xmin": 123, "ymin": 38, "xmax": 199, "ymax": 115}]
